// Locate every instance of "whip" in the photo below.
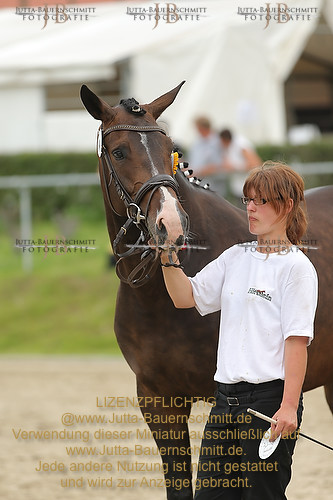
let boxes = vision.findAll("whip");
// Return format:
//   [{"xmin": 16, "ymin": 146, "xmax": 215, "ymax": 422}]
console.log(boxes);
[{"xmin": 247, "ymin": 408, "xmax": 333, "ymax": 458}]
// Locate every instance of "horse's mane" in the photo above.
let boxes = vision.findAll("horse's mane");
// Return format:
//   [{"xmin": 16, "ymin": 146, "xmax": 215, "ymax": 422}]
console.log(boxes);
[{"xmin": 178, "ymin": 168, "xmax": 211, "ymax": 192}]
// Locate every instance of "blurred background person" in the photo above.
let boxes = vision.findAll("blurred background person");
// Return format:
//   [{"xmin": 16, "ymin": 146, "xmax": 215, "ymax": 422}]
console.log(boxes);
[
  {"xmin": 219, "ymin": 128, "xmax": 262, "ymax": 202},
  {"xmin": 189, "ymin": 126, "xmax": 261, "ymax": 201},
  {"xmin": 219, "ymin": 128, "xmax": 262, "ymax": 173},
  {"xmin": 188, "ymin": 117, "xmax": 222, "ymax": 177}
]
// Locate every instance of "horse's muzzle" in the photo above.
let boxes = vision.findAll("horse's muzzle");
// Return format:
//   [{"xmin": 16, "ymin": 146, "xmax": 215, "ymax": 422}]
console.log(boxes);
[{"xmin": 154, "ymin": 212, "xmax": 189, "ymax": 249}]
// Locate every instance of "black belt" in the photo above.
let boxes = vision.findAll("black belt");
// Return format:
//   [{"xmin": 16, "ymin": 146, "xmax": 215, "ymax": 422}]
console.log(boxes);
[{"xmin": 216, "ymin": 379, "xmax": 284, "ymax": 407}]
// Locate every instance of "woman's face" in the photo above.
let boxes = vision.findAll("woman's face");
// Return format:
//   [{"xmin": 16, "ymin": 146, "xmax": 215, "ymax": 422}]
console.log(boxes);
[{"xmin": 246, "ymin": 190, "xmax": 288, "ymax": 241}]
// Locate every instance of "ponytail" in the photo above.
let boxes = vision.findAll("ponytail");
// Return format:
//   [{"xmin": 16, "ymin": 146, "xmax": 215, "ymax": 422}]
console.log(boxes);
[{"xmin": 286, "ymin": 197, "xmax": 307, "ymax": 245}]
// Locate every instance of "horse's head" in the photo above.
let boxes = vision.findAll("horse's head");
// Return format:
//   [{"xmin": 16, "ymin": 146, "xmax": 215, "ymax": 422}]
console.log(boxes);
[{"xmin": 80, "ymin": 82, "xmax": 189, "ymax": 253}]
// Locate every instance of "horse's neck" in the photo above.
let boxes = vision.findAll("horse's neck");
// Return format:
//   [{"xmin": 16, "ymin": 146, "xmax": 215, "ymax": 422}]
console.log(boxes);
[{"xmin": 178, "ymin": 174, "xmax": 250, "ymax": 251}]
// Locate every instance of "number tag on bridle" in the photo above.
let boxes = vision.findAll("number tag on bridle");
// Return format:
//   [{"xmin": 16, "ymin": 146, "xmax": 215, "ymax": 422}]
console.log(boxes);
[{"xmin": 97, "ymin": 127, "xmax": 103, "ymax": 158}]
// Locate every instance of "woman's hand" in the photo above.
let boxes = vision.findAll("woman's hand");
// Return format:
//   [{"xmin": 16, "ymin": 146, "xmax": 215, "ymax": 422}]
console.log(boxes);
[
  {"xmin": 149, "ymin": 241, "xmax": 195, "ymax": 309},
  {"xmin": 270, "ymin": 403, "xmax": 298, "ymax": 442},
  {"xmin": 148, "ymin": 239, "xmax": 179, "ymax": 266}
]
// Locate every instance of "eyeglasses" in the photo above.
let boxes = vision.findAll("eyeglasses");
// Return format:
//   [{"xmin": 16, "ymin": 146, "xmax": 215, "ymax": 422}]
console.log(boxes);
[{"xmin": 241, "ymin": 197, "xmax": 268, "ymax": 206}]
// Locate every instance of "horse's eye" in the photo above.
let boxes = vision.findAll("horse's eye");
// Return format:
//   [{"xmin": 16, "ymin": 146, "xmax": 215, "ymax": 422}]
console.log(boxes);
[{"xmin": 112, "ymin": 149, "xmax": 124, "ymax": 160}]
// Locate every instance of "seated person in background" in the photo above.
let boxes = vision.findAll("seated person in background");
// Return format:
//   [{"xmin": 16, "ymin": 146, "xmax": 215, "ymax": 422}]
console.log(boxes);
[
  {"xmin": 219, "ymin": 128, "xmax": 262, "ymax": 199},
  {"xmin": 219, "ymin": 128, "xmax": 262, "ymax": 173},
  {"xmin": 188, "ymin": 117, "xmax": 222, "ymax": 177}
]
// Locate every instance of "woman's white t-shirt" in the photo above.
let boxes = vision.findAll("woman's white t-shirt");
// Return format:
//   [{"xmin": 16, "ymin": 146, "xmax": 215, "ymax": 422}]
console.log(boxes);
[{"xmin": 189, "ymin": 243, "xmax": 318, "ymax": 384}]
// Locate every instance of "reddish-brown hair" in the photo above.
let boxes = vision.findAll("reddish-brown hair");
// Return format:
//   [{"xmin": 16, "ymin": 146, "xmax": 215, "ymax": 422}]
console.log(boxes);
[{"xmin": 243, "ymin": 161, "xmax": 307, "ymax": 245}]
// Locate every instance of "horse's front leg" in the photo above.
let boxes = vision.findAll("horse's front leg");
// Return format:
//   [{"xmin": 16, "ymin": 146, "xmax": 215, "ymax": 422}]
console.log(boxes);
[{"xmin": 137, "ymin": 385, "xmax": 193, "ymax": 500}]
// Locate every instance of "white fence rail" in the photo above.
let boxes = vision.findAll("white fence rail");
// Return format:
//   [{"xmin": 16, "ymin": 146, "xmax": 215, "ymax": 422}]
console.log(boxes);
[
  {"xmin": 289, "ymin": 162, "xmax": 333, "ymax": 175},
  {"xmin": 0, "ymin": 173, "xmax": 100, "ymax": 272}
]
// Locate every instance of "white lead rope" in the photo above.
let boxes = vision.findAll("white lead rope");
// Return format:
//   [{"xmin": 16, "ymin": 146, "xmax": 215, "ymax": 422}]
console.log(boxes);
[{"xmin": 247, "ymin": 408, "xmax": 333, "ymax": 452}]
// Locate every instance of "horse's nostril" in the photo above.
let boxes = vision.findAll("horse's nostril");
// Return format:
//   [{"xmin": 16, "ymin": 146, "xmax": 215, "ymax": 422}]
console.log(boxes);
[
  {"xmin": 155, "ymin": 221, "xmax": 167, "ymax": 242},
  {"xmin": 157, "ymin": 221, "xmax": 166, "ymax": 233},
  {"xmin": 185, "ymin": 215, "xmax": 190, "ymax": 235},
  {"xmin": 175, "ymin": 235, "xmax": 185, "ymax": 247}
]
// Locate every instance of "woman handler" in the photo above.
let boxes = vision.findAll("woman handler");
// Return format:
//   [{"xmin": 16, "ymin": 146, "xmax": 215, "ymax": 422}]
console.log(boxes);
[{"xmin": 160, "ymin": 162, "xmax": 318, "ymax": 499}]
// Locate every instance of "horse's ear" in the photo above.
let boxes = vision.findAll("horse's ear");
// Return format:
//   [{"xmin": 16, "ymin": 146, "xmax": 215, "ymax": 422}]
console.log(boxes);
[
  {"xmin": 80, "ymin": 85, "xmax": 115, "ymax": 122},
  {"xmin": 144, "ymin": 81, "xmax": 185, "ymax": 120}
]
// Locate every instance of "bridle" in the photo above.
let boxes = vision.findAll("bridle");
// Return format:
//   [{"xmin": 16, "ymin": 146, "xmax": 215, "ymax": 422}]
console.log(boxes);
[{"xmin": 97, "ymin": 123, "xmax": 181, "ymax": 288}]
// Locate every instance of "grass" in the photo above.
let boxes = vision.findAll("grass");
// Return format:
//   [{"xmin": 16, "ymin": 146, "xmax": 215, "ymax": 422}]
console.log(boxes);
[{"xmin": 0, "ymin": 218, "xmax": 122, "ymax": 355}]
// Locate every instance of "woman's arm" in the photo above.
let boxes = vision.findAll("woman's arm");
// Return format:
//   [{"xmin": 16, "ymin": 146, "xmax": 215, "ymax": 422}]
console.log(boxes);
[
  {"xmin": 270, "ymin": 335, "xmax": 308, "ymax": 440},
  {"xmin": 160, "ymin": 251, "xmax": 196, "ymax": 309}
]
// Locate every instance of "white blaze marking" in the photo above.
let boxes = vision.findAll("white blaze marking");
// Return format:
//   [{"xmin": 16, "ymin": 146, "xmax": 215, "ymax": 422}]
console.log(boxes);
[
  {"xmin": 138, "ymin": 132, "xmax": 183, "ymax": 242},
  {"xmin": 157, "ymin": 187, "xmax": 183, "ymax": 243},
  {"xmin": 139, "ymin": 133, "xmax": 158, "ymax": 175}
]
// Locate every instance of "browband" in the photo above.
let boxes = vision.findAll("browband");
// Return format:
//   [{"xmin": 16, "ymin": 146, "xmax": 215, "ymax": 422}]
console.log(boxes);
[{"xmin": 103, "ymin": 124, "xmax": 167, "ymax": 138}]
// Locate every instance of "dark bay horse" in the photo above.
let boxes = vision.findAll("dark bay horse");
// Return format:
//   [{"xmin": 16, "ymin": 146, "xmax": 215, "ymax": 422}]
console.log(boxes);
[{"xmin": 81, "ymin": 82, "xmax": 333, "ymax": 500}]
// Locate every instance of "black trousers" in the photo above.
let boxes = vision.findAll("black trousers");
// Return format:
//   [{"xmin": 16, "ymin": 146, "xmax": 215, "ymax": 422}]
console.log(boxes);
[{"xmin": 194, "ymin": 380, "xmax": 303, "ymax": 500}]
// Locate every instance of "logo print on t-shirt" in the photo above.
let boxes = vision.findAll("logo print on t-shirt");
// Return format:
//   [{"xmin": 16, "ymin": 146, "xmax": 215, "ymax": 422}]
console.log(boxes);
[{"xmin": 248, "ymin": 288, "xmax": 272, "ymax": 302}]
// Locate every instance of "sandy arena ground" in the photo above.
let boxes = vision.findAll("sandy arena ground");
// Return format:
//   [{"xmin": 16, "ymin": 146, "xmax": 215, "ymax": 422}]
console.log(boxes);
[{"xmin": 1, "ymin": 356, "xmax": 332, "ymax": 500}]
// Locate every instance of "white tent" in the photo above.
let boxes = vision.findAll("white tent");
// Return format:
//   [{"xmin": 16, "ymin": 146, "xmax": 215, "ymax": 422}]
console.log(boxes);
[{"xmin": 0, "ymin": 0, "xmax": 332, "ymax": 153}]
